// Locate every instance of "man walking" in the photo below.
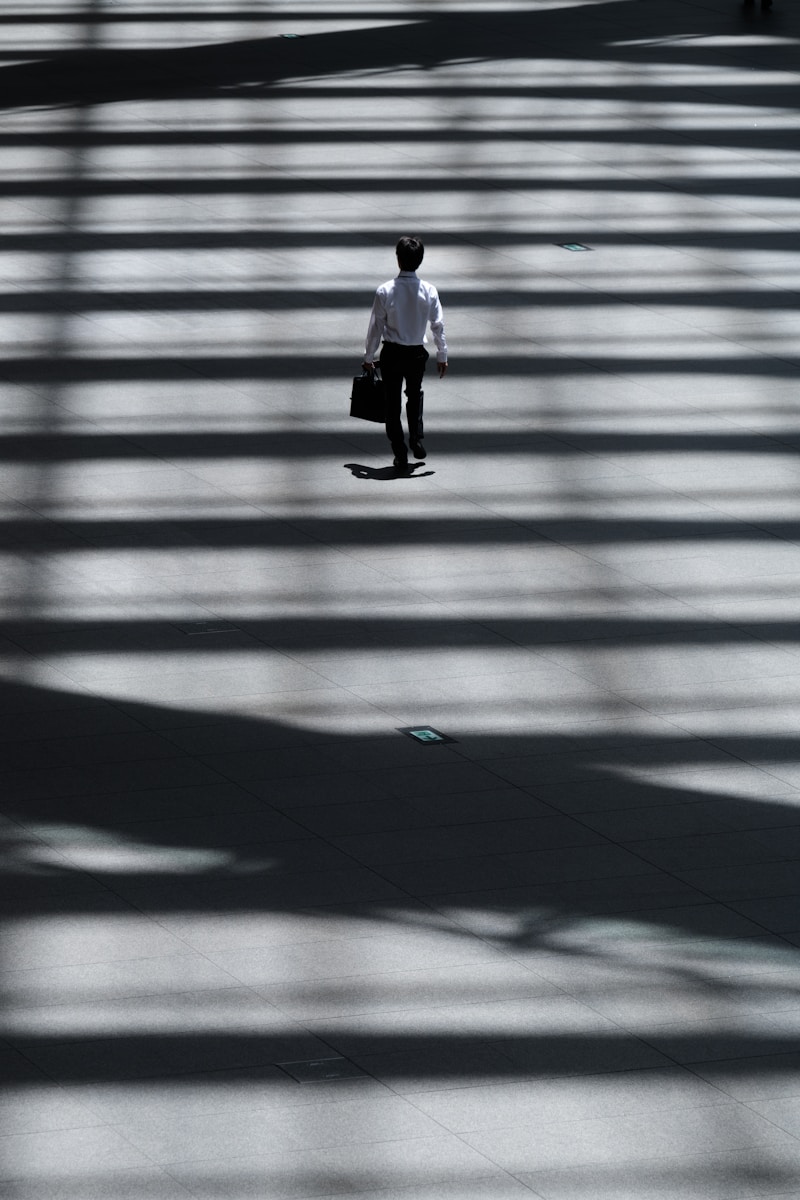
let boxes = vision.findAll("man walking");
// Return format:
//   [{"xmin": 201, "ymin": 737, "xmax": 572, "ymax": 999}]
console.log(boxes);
[{"xmin": 363, "ymin": 237, "xmax": 448, "ymax": 469}]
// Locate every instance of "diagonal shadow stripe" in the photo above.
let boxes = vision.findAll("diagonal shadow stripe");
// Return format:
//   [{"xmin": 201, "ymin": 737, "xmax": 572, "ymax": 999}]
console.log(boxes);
[{"xmin": 1, "ymin": 354, "xmax": 799, "ymax": 385}]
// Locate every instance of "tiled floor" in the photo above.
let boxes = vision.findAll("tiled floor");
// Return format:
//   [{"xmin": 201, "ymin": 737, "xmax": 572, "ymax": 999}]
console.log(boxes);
[{"xmin": 1, "ymin": 0, "xmax": 800, "ymax": 1196}]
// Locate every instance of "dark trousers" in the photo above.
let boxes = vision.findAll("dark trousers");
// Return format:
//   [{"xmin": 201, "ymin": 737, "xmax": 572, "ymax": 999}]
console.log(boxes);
[{"xmin": 379, "ymin": 341, "xmax": 428, "ymax": 456}]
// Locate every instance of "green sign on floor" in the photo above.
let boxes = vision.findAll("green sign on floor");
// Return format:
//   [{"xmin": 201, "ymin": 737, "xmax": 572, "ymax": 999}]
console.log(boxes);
[{"xmin": 399, "ymin": 726, "xmax": 456, "ymax": 745}]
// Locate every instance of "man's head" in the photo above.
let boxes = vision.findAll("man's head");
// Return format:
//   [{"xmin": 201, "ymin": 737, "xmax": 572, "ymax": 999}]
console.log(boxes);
[{"xmin": 396, "ymin": 236, "xmax": 424, "ymax": 272}]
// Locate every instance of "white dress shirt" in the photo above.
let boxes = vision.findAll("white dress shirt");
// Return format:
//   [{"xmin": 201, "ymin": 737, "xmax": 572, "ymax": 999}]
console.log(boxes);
[{"xmin": 364, "ymin": 270, "xmax": 448, "ymax": 362}]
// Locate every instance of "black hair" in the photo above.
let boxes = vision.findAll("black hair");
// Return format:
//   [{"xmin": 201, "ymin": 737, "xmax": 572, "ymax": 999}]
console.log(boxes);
[{"xmin": 396, "ymin": 236, "xmax": 424, "ymax": 271}]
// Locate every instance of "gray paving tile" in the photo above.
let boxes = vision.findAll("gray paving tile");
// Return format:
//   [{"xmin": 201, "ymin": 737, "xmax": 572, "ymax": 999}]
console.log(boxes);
[
  {"xmin": 619, "ymin": 831, "xmax": 787, "ymax": 873},
  {"xmin": 196, "ymin": 746, "xmax": 344, "ymax": 784},
  {"xmin": 357, "ymin": 760, "xmax": 512, "ymax": 799},
  {"xmin": 113, "ymin": 865, "xmax": 410, "ymax": 910},
  {"xmin": 0, "ymin": 756, "xmax": 228, "ymax": 802},
  {"xmin": 585, "ymin": 796, "xmax": 800, "ymax": 837},
  {"xmin": 689, "ymin": 1053, "xmax": 800, "ymax": 1102},
  {"xmin": 350, "ymin": 1044, "xmax": 523, "ymax": 1094},
  {"xmin": 66, "ymin": 1070, "xmax": 386, "ymax": 1127},
  {"xmin": 471, "ymin": 1097, "xmax": 797, "ymax": 1172},
  {"xmin": 0, "ymin": 1126, "xmax": 152, "ymax": 1182},
  {"xmin": 1, "ymin": 953, "xmax": 244, "ymax": 1008},
  {"xmin": 348, "ymin": 666, "xmax": 614, "ymax": 717},
  {"xmin": 237, "ymin": 1180, "xmax": 538, "ymax": 1200},
  {"xmin": 120, "ymin": 1094, "xmax": 446, "ymax": 1163},
  {"xmin": 565, "ymin": 973, "xmax": 793, "ymax": 1029},
  {"xmin": 407, "ymin": 1067, "xmax": 727, "ymax": 1135},
  {"xmin": 470, "ymin": 752, "xmax": 617, "ymax": 789},
  {"xmin": 91, "ymin": 660, "xmax": 336, "ymax": 703},
  {"xmin": 15, "ymin": 1019, "xmax": 335, "ymax": 1084},
  {"xmin": 1, "ymin": 907, "xmax": 192, "ymax": 973},
  {"xmin": 258, "ymin": 961, "xmax": 560, "ymax": 1022},
  {"xmin": 3, "ymin": 781, "xmax": 268, "ymax": 823},
  {"xmin": 726, "ymin": 897, "xmax": 800, "ymax": 934},
  {"xmin": 307, "ymin": 647, "xmax": 546, "ymax": 688},
  {"xmin": 543, "ymin": 640, "xmax": 800, "ymax": 693},
  {"xmin": 0, "ymin": 701, "xmax": 144, "ymax": 743},
  {"xmin": 159, "ymin": 719, "xmax": 310, "ymax": 755},
  {"xmin": 640, "ymin": 1024, "xmax": 800, "ymax": 1068},
  {"xmin": 204, "ymin": 927, "xmax": 502, "ymax": 988},
  {"xmin": 30, "ymin": 809, "xmax": 310, "ymax": 851},
  {"xmin": 407, "ymin": 787, "xmax": 555, "ymax": 823},
  {"xmin": 747, "ymin": 1096, "xmax": 800, "ymax": 1141},
  {"xmin": 531, "ymin": 771, "xmax": 800, "ymax": 816},
  {"xmin": 576, "ymin": 802, "xmax": 747, "ymax": 840},
  {"xmin": 140, "ymin": 900, "xmax": 461, "ymax": 957},
  {"xmin": 167, "ymin": 1134, "xmax": 503, "ymax": 1199},
  {"xmin": 428, "ymin": 871, "xmax": 710, "ymax": 930},
  {"xmin": 6, "ymin": 984, "xmax": 294, "ymax": 1045},
  {"xmin": 0, "ymin": 1166, "xmax": 195, "ymax": 1200},
  {"xmin": 375, "ymin": 843, "xmax": 654, "ymax": 897},
  {"xmin": 0, "ymin": 1046, "xmax": 53, "ymax": 1086},
  {"xmin": 331, "ymin": 815, "xmax": 603, "ymax": 867},
  {"xmin": 266, "ymin": 798, "xmax": 433, "ymax": 839},
  {"xmin": 673, "ymin": 862, "xmax": 800, "ymax": 902},
  {"xmin": 244, "ymin": 772, "xmax": 395, "ymax": 808},
  {"xmin": 615, "ymin": 674, "xmax": 800, "ymax": 717},
  {"xmin": 491, "ymin": 1031, "xmax": 672, "ymax": 1078},
  {"xmin": 515, "ymin": 1143, "xmax": 800, "ymax": 1200}
]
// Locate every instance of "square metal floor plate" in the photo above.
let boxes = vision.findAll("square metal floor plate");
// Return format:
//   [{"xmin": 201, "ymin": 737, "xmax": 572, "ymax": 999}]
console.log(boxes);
[{"xmin": 277, "ymin": 1057, "xmax": 367, "ymax": 1083}]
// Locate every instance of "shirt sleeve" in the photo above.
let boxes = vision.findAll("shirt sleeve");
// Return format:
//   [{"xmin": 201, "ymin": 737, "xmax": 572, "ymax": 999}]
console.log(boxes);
[
  {"xmin": 364, "ymin": 288, "xmax": 386, "ymax": 361},
  {"xmin": 428, "ymin": 287, "xmax": 448, "ymax": 362}
]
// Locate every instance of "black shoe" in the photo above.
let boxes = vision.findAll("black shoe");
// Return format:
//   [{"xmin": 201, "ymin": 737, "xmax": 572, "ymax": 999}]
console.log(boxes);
[
  {"xmin": 410, "ymin": 441, "xmax": 426, "ymax": 460},
  {"xmin": 393, "ymin": 454, "xmax": 409, "ymax": 469}
]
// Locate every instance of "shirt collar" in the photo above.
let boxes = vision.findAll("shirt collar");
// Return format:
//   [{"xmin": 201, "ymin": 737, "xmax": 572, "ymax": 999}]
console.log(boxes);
[{"xmin": 398, "ymin": 270, "xmax": 417, "ymax": 277}]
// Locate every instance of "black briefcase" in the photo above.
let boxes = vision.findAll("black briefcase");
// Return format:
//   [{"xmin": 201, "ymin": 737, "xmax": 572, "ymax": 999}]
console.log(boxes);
[{"xmin": 350, "ymin": 368, "xmax": 387, "ymax": 423}]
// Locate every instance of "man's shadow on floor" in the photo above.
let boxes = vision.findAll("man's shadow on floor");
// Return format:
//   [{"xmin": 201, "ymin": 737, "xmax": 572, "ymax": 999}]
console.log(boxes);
[{"xmin": 345, "ymin": 463, "xmax": 435, "ymax": 481}]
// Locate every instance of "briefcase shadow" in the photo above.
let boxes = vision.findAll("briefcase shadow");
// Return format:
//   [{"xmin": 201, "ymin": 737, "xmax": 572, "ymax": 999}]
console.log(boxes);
[{"xmin": 344, "ymin": 463, "xmax": 434, "ymax": 481}]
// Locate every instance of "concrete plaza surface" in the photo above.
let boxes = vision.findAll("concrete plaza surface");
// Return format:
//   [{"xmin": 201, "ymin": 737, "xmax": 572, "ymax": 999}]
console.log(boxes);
[{"xmin": 1, "ymin": 0, "xmax": 800, "ymax": 1196}]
